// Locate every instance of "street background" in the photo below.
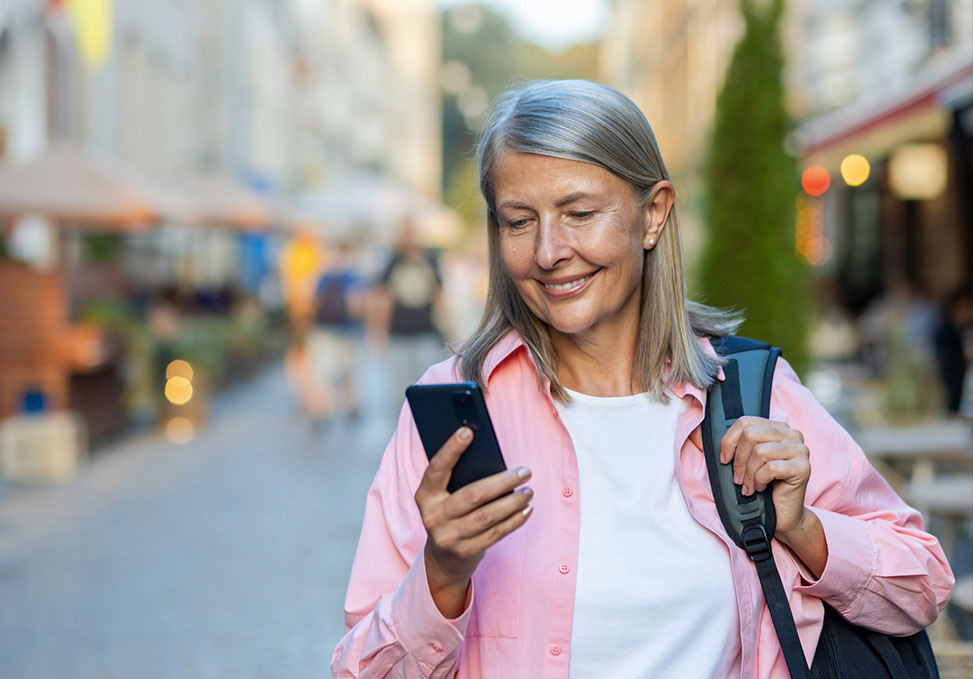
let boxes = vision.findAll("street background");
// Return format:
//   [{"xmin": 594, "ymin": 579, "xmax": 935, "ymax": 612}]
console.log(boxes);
[{"xmin": 0, "ymin": 0, "xmax": 971, "ymax": 677}]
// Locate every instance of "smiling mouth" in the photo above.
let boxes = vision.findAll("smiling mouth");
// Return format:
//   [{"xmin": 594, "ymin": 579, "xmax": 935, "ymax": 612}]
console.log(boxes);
[{"xmin": 543, "ymin": 272, "xmax": 596, "ymax": 291}]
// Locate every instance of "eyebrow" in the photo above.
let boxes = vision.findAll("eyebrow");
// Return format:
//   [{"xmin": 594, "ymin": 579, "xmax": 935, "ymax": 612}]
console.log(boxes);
[{"xmin": 497, "ymin": 192, "xmax": 594, "ymax": 211}]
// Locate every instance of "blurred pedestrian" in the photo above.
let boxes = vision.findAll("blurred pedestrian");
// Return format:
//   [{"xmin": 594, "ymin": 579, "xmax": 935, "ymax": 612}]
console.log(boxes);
[
  {"xmin": 332, "ymin": 80, "xmax": 953, "ymax": 678},
  {"xmin": 278, "ymin": 233, "xmax": 324, "ymax": 414},
  {"xmin": 932, "ymin": 287, "xmax": 972, "ymax": 414},
  {"xmin": 305, "ymin": 241, "xmax": 367, "ymax": 427},
  {"xmin": 373, "ymin": 217, "xmax": 449, "ymax": 406},
  {"xmin": 859, "ymin": 278, "xmax": 943, "ymax": 415}
]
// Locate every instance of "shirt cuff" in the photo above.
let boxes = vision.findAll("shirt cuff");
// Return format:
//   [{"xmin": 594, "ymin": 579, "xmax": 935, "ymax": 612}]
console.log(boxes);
[
  {"xmin": 390, "ymin": 551, "xmax": 474, "ymax": 665},
  {"xmin": 793, "ymin": 507, "xmax": 876, "ymax": 615}
]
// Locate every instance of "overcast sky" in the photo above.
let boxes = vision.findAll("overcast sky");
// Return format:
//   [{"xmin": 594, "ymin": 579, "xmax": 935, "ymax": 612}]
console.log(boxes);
[{"xmin": 438, "ymin": 0, "xmax": 610, "ymax": 50}]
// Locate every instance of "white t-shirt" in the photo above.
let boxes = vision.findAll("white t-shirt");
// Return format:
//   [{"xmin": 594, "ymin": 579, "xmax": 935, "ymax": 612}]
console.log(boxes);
[{"xmin": 556, "ymin": 388, "xmax": 738, "ymax": 678}]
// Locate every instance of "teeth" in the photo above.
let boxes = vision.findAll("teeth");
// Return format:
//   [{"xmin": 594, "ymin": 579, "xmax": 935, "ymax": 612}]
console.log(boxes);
[{"xmin": 544, "ymin": 274, "xmax": 593, "ymax": 291}]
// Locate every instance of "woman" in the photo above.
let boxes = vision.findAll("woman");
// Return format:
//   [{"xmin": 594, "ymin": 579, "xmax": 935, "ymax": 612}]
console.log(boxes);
[{"xmin": 332, "ymin": 80, "xmax": 953, "ymax": 678}]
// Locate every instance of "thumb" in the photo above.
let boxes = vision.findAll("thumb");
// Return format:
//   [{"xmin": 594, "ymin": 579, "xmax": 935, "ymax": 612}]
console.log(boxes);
[{"xmin": 422, "ymin": 427, "xmax": 473, "ymax": 492}]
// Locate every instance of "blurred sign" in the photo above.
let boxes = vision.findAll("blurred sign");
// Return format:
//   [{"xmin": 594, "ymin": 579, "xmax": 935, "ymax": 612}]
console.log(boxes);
[
  {"xmin": 66, "ymin": 0, "xmax": 113, "ymax": 69},
  {"xmin": 889, "ymin": 143, "xmax": 947, "ymax": 200}
]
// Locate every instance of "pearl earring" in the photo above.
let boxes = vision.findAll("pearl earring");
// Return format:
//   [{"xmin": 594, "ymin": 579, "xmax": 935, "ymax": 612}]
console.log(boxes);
[{"xmin": 648, "ymin": 238, "xmax": 656, "ymax": 247}]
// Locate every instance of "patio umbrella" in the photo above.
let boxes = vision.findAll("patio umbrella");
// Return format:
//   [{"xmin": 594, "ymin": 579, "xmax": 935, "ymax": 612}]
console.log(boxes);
[
  {"xmin": 293, "ymin": 172, "xmax": 463, "ymax": 246},
  {"xmin": 164, "ymin": 172, "xmax": 274, "ymax": 230},
  {"xmin": 0, "ymin": 145, "xmax": 158, "ymax": 228}
]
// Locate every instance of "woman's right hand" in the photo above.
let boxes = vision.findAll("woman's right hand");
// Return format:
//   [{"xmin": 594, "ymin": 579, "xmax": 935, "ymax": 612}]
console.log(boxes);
[{"xmin": 414, "ymin": 426, "xmax": 533, "ymax": 619}]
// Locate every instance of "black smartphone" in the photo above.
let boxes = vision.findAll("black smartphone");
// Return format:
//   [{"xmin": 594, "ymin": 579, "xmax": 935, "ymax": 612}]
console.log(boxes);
[{"xmin": 405, "ymin": 382, "xmax": 507, "ymax": 494}]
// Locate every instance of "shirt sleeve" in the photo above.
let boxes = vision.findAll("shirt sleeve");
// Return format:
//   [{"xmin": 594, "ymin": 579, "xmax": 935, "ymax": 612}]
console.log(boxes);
[
  {"xmin": 769, "ymin": 357, "xmax": 955, "ymax": 635},
  {"xmin": 331, "ymin": 400, "xmax": 473, "ymax": 678}
]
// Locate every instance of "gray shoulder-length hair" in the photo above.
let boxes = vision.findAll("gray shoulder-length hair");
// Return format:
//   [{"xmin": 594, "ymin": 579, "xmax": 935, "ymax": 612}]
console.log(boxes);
[{"xmin": 459, "ymin": 79, "xmax": 742, "ymax": 401}]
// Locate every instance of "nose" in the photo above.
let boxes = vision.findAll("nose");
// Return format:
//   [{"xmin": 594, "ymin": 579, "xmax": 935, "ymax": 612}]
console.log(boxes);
[{"xmin": 534, "ymin": 218, "xmax": 572, "ymax": 270}]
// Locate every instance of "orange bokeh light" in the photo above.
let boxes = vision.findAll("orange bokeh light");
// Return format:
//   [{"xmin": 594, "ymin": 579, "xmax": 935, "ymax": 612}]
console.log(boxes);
[{"xmin": 801, "ymin": 166, "xmax": 831, "ymax": 196}]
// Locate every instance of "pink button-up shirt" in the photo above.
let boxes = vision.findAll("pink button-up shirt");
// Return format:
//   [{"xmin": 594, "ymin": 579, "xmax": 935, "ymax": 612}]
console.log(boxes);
[{"xmin": 332, "ymin": 333, "xmax": 954, "ymax": 678}]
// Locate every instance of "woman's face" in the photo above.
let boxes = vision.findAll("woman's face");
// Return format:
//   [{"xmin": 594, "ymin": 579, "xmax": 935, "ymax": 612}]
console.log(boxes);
[{"xmin": 493, "ymin": 151, "xmax": 661, "ymax": 343}]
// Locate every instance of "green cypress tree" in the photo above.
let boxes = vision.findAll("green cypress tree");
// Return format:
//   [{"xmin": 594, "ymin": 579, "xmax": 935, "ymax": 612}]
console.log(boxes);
[{"xmin": 699, "ymin": 0, "xmax": 811, "ymax": 375}]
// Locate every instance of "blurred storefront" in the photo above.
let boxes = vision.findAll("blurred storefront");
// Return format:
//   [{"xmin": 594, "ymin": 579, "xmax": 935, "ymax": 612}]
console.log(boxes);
[{"xmin": 794, "ymin": 47, "xmax": 972, "ymax": 314}]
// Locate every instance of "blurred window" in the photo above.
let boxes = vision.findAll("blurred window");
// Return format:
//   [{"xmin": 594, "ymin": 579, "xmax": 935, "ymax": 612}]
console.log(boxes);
[{"xmin": 929, "ymin": 0, "xmax": 950, "ymax": 49}]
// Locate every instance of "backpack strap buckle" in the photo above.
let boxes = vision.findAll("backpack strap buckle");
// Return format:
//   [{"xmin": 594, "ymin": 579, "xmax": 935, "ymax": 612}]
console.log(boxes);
[{"xmin": 742, "ymin": 523, "xmax": 772, "ymax": 562}]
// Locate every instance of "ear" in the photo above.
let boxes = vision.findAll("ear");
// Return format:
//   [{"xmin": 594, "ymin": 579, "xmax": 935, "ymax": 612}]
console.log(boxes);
[{"xmin": 642, "ymin": 180, "xmax": 675, "ymax": 250}]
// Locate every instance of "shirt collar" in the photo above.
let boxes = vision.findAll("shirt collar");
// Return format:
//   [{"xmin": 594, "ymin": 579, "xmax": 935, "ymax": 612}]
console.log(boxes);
[
  {"xmin": 668, "ymin": 335, "xmax": 724, "ymax": 404},
  {"xmin": 482, "ymin": 330, "xmax": 530, "ymax": 382}
]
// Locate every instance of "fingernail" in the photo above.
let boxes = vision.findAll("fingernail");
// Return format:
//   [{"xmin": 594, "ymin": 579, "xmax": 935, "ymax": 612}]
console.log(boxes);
[
  {"xmin": 518, "ymin": 487, "xmax": 533, "ymax": 497},
  {"xmin": 457, "ymin": 427, "xmax": 472, "ymax": 442},
  {"xmin": 733, "ymin": 473, "xmax": 741, "ymax": 485},
  {"xmin": 522, "ymin": 506, "xmax": 533, "ymax": 518},
  {"xmin": 517, "ymin": 467, "xmax": 531, "ymax": 479}
]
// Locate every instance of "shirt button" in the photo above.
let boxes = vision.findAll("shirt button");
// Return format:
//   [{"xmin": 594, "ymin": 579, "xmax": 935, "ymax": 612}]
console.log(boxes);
[
  {"xmin": 430, "ymin": 642, "xmax": 444, "ymax": 653},
  {"xmin": 562, "ymin": 487, "xmax": 573, "ymax": 498},
  {"xmin": 559, "ymin": 564, "xmax": 570, "ymax": 574},
  {"xmin": 550, "ymin": 644, "xmax": 562, "ymax": 656}
]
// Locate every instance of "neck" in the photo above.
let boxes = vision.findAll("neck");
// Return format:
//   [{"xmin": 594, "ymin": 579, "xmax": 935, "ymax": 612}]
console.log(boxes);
[{"xmin": 551, "ymin": 327, "xmax": 642, "ymax": 397}]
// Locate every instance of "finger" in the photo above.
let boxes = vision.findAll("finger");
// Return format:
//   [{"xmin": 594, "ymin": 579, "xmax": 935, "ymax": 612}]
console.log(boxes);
[
  {"xmin": 726, "ymin": 421, "xmax": 795, "ymax": 483},
  {"xmin": 444, "ymin": 466, "xmax": 532, "ymax": 519},
  {"xmin": 730, "ymin": 421, "xmax": 777, "ymax": 485},
  {"xmin": 751, "ymin": 457, "xmax": 810, "ymax": 494},
  {"xmin": 455, "ymin": 502, "xmax": 534, "ymax": 557},
  {"xmin": 720, "ymin": 417, "xmax": 798, "ymax": 464},
  {"xmin": 741, "ymin": 441, "xmax": 807, "ymax": 495},
  {"xmin": 453, "ymin": 486, "xmax": 533, "ymax": 539},
  {"xmin": 720, "ymin": 416, "xmax": 766, "ymax": 464},
  {"xmin": 419, "ymin": 427, "xmax": 473, "ymax": 494}
]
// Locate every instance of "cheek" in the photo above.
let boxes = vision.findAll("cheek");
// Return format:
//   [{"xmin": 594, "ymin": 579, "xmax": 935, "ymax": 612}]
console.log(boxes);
[{"xmin": 499, "ymin": 236, "xmax": 532, "ymax": 278}]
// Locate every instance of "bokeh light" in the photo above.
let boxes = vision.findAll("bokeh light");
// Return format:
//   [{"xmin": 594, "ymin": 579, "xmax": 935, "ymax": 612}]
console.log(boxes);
[
  {"xmin": 166, "ymin": 359, "xmax": 194, "ymax": 382},
  {"xmin": 840, "ymin": 154, "xmax": 870, "ymax": 186},
  {"xmin": 165, "ymin": 417, "xmax": 195, "ymax": 445},
  {"xmin": 795, "ymin": 193, "xmax": 832, "ymax": 266},
  {"xmin": 164, "ymin": 376, "xmax": 194, "ymax": 405},
  {"xmin": 801, "ymin": 166, "xmax": 831, "ymax": 196}
]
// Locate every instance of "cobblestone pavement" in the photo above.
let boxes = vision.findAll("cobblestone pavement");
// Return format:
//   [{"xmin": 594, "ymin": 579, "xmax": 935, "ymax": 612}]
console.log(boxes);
[{"xmin": 0, "ymin": 362, "xmax": 397, "ymax": 679}]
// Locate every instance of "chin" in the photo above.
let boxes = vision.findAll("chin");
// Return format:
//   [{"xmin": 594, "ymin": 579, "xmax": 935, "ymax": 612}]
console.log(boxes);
[{"xmin": 546, "ymin": 317, "xmax": 596, "ymax": 337}]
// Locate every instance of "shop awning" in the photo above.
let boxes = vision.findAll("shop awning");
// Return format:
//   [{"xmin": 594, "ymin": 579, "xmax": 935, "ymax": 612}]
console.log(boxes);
[
  {"xmin": 795, "ymin": 49, "xmax": 973, "ymax": 168},
  {"xmin": 0, "ymin": 145, "xmax": 157, "ymax": 228}
]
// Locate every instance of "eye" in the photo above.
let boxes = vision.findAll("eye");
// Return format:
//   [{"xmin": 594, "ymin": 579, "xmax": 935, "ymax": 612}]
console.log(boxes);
[
  {"xmin": 505, "ymin": 217, "xmax": 530, "ymax": 229},
  {"xmin": 568, "ymin": 211, "xmax": 593, "ymax": 220}
]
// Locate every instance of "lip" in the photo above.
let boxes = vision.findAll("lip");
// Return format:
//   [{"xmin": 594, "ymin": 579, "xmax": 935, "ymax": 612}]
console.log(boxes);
[{"xmin": 538, "ymin": 270, "xmax": 599, "ymax": 298}]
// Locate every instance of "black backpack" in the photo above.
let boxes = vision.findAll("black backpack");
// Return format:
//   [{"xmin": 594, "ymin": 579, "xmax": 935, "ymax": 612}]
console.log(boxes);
[{"xmin": 702, "ymin": 335, "xmax": 940, "ymax": 679}]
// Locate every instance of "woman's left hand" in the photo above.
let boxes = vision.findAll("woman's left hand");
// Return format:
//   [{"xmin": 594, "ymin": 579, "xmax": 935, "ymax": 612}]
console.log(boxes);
[
  {"xmin": 717, "ymin": 416, "xmax": 829, "ymax": 577},
  {"xmin": 719, "ymin": 416, "xmax": 811, "ymax": 539}
]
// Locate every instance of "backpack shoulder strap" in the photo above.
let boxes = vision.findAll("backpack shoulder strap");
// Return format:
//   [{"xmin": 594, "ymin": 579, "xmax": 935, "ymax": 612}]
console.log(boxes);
[
  {"xmin": 703, "ymin": 335, "xmax": 781, "ymax": 548},
  {"xmin": 703, "ymin": 336, "xmax": 810, "ymax": 679}
]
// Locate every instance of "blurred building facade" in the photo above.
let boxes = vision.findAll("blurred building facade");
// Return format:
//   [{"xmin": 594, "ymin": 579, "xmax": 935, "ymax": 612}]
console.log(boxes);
[
  {"xmin": 0, "ymin": 0, "xmax": 440, "ymax": 195},
  {"xmin": 0, "ymin": 0, "xmax": 442, "ymax": 444},
  {"xmin": 600, "ymin": 0, "xmax": 748, "ymax": 259},
  {"xmin": 289, "ymin": 0, "xmax": 441, "ymax": 198},
  {"xmin": 600, "ymin": 0, "xmax": 972, "ymax": 315}
]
